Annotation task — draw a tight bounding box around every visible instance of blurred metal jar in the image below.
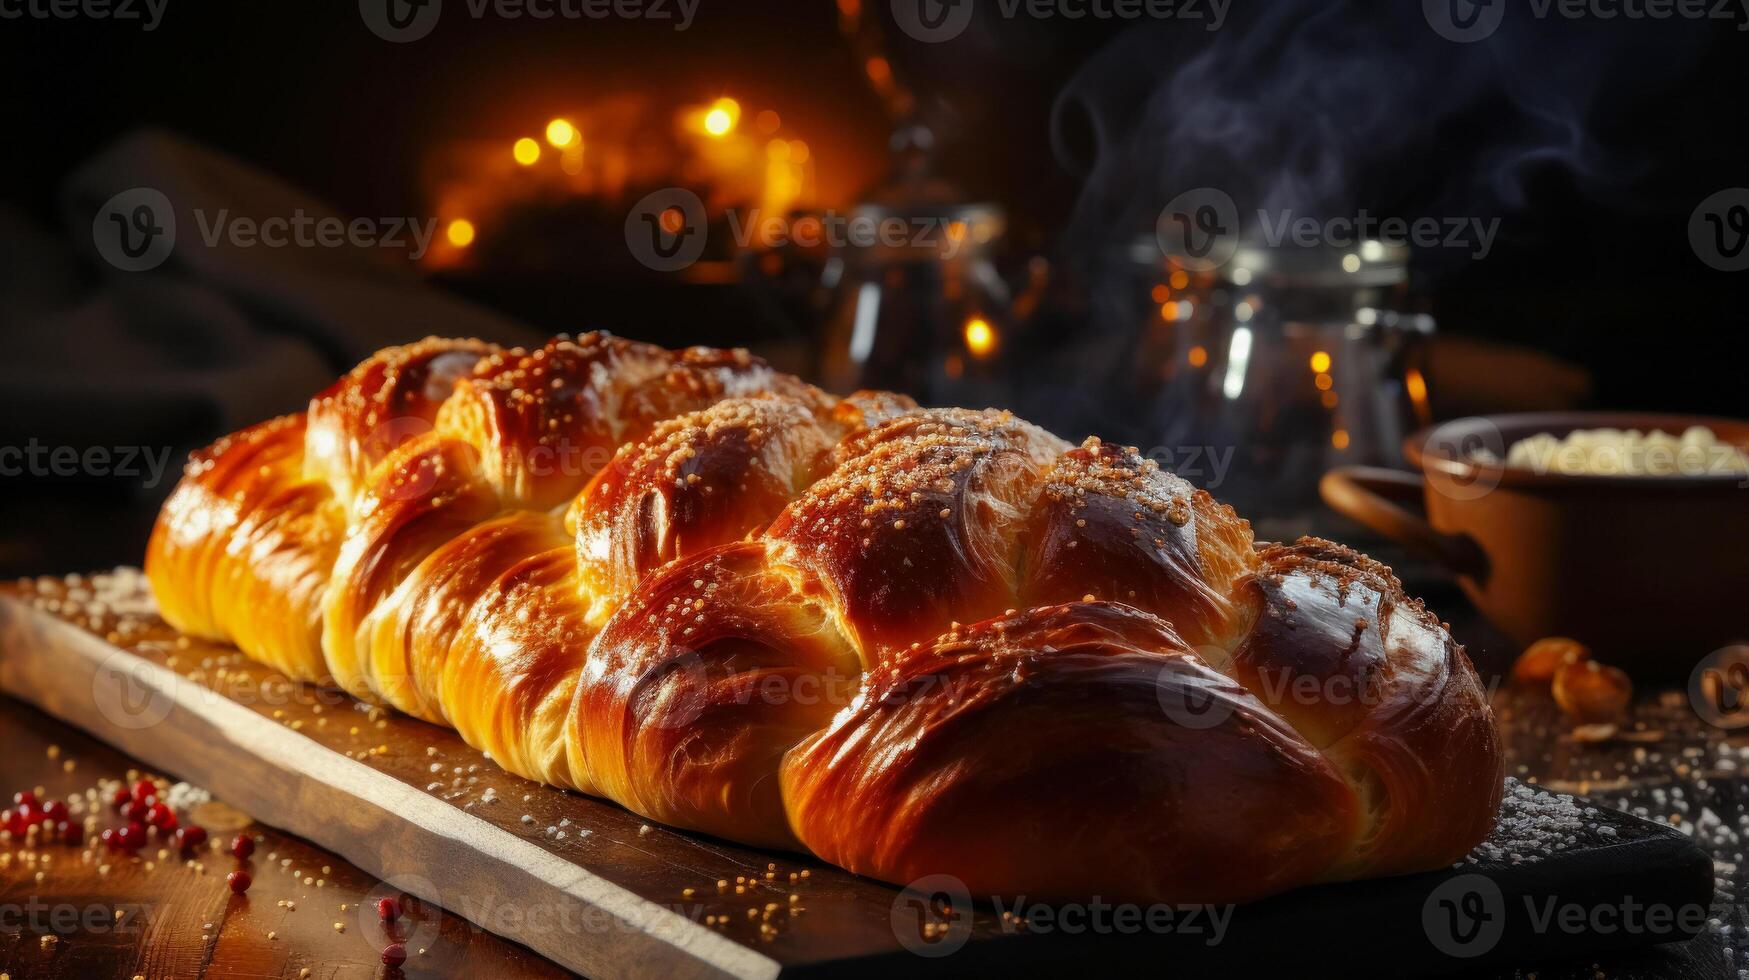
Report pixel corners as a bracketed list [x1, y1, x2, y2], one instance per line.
[1141, 238, 1435, 525]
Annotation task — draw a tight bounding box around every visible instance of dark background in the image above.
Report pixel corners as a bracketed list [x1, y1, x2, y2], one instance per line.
[1, 0, 1746, 576]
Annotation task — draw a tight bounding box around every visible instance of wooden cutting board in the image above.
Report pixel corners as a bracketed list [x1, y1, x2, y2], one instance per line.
[0, 572, 1714, 979]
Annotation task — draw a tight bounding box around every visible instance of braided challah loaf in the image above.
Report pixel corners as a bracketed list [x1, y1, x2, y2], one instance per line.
[147, 333, 1502, 904]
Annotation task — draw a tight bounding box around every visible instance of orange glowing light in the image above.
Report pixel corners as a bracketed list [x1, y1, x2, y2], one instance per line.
[789, 140, 809, 164]
[1332, 429, 1351, 450]
[1169, 269, 1190, 290]
[1161, 301, 1180, 320]
[866, 56, 892, 84]
[658, 208, 686, 235]
[1309, 350, 1332, 373]
[1187, 345, 1209, 368]
[767, 139, 791, 161]
[1314, 372, 1334, 391]
[756, 109, 782, 135]
[964, 317, 997, 358]
[446, 219, 476, 248]
[513, 138, 541, 166]
[1151, 284, 1170, 303]
[704, 98, 740, 137]
[1320, 390, 1339, 409]
[545, 119, 578, 148]
[1405, 367, 1429, 405]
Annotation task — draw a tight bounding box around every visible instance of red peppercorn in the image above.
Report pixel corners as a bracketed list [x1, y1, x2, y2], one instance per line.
[227, 870, 251, 895]
[12, 790, 36, 808]
[377, 896, 401, 922]
[381, 942, 407, 967]
[116, 822, 147, 851]
[42, 799, 67, 823]
[131, 779, 157, 802]
[60, 821, 82, 845]
[111, 786, 131, 809]
[16, 802, 41, 828]
[147, 803, 176, 830]
[120, 799, 147, 824]
[174, 825, 207, 851]
[231, 835, 255, 859]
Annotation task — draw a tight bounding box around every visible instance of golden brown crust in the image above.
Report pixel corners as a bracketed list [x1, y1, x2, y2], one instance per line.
[572, 396, 841, 622]
[145, 414, 344, 682]
[1021, 438, 1256, 650]
[306, 338, 496, 509]
[767, 409, 1067, 656]
[147, 333, 1503, 906]
[779, 603, 1358, 904]
[1229, 538, 1505, 877]
[572, 543, 860, 847]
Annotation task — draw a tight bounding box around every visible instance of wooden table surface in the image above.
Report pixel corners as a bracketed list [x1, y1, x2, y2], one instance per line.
[1, 566, 1744, 979]
[0, 694, 571, 980]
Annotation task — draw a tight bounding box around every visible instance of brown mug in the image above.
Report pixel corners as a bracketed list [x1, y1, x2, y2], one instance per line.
[1321, 412, 1749, 677]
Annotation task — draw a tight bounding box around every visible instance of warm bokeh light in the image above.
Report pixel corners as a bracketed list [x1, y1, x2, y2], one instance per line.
[1151, 284, 1170, 303]
[767, 139, 791, 161]
[755, 109, 781, 134]
[1161, 301, 1179, 320]
[446, 219, 476, 248]
[1169, 269, 1190, 290]
[1309, 350, 1332, 373]
[1314, 372, 1334, 391]
[789, 140, 809, 164]
[513, 137, 541, 166]
[658, 207, 686, 235]
[1332, 429, 1351, 450]
[703, 98, 740, 137]
[1187, 345, 1209, 368]
[964, 317, 996, 358]
[545, 118, 578, 148]
[1405, 366, 1429, 404]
